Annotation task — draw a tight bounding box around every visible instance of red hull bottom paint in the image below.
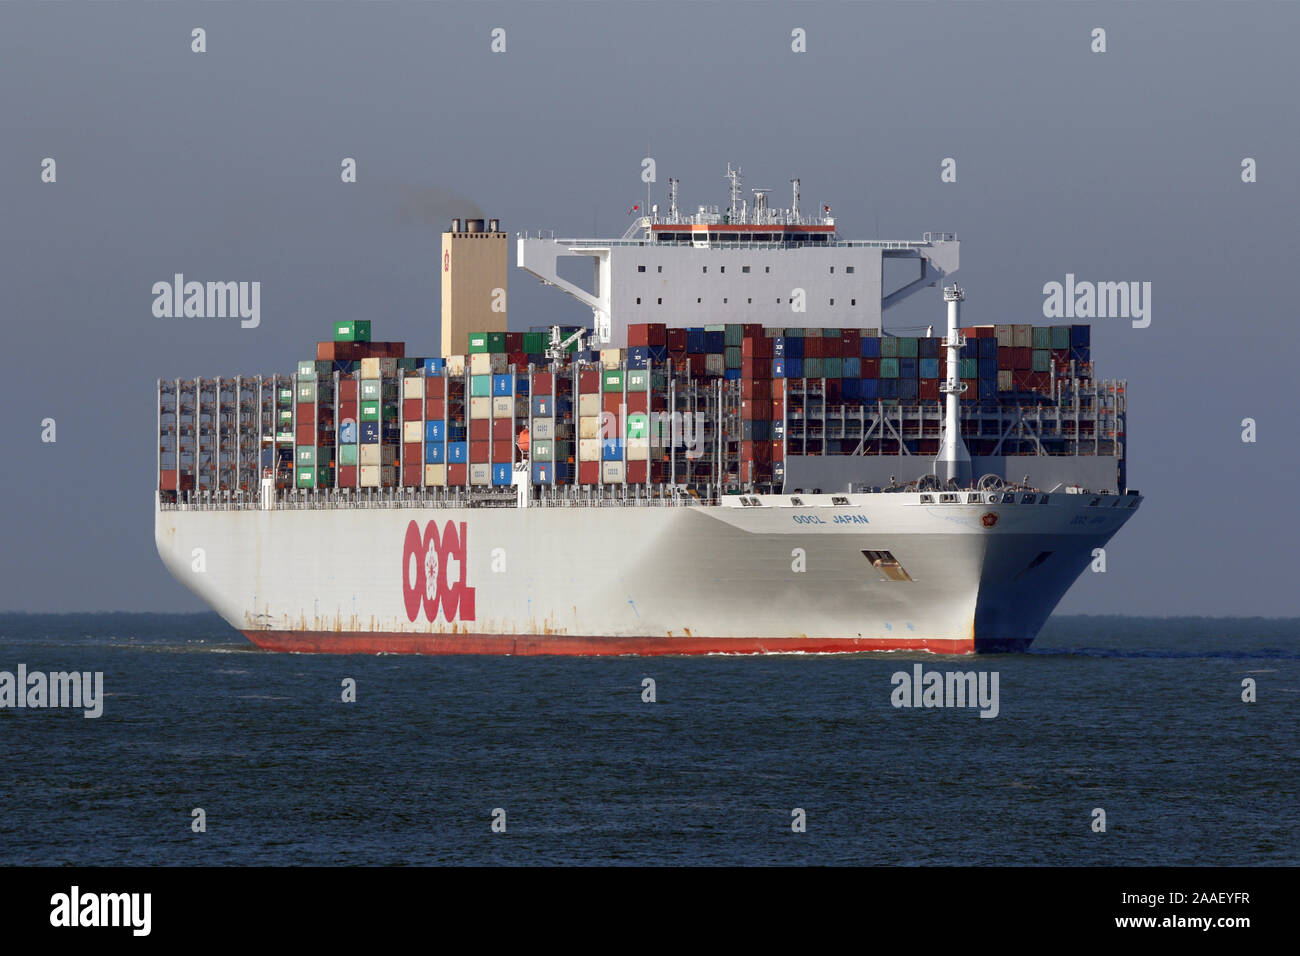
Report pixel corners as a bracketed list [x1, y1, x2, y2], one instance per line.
[242, 630, 975, 656]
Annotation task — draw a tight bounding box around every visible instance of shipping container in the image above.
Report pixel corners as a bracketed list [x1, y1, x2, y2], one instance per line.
[425, 463, 446, 486]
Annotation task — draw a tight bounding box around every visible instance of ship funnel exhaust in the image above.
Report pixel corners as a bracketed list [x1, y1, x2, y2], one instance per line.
[935, 284, 972, 486]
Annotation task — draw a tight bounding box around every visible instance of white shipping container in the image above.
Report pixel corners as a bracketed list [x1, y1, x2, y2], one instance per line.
[403, 376, 425, 400]
[994, 325, 1014, 348]
[578, 393, 601, 417]
[532, 417, 555, 440]
[491, 396, 514, 418]
[445, 354, 467, 376]
[600, 348, 624, 369]
[359, 444, 397, 466]
[998, 370, 1013, 392]
[578, 438, 601, 461]
[424, 464, 446, 486]
[359, 464, 394, 487]
[469, 353, 492, 375]
[705, 354, 725, 376]
[469, 463, 491, 486]
[579, 415, 601, 439]
[1012, 325, 1033, 348]
[360, 357, 398, 378]
[602, 461, 625, 483]
[470, 396, 492, 419]
[625, 438, 649, 461]
[402, 421, 423, 443]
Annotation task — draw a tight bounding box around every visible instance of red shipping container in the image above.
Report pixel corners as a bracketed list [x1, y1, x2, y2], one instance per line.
[603, 392, 624, 415]
[403, 442, 421, 463]
[492, 440, 512, 463]
[920, 380, 941, 401]
[628, 324, 650, 347]
[742, 358, 773, 379]
[771, 379, 786, 398]
[401, 463, 422, 487]
[626, 460, 647, 484]
[403, 398, 423, 421]
[340, 379, 358, 402]
[470, 441, 490, 462]
[803, 336, 824, 359]
[424, 377, 445, 399]
[579, 370, 600, 392]
[1012, 347, 1032, 370]
[338, 465, 357, 486]
[742, 336, 774, 358]
[772, 399, 785, 418]
[770, 441, 784, 462]
[825, 379, 842, 403]
[505, 331, 523, 351]
[425, 398, 444, 420]
[741, 441, 772, 463]
[338, 401, 357, 422]
[470, 419, 489, 441]
[1050, 349, 1070, 368]
[533, 372, 553, 395]
[976, 327, 996, 339]
[742, 323, 764, 338]
[741, 399, 772, 420]
[579, 461, 599, 485]
[1029, 371, 1051, 390]
[492, 419, 513, 439]
[998, 347, 1014, 369]
[296, 423, 315, 445]
[296, 402, 315, 425]
[447, 463, 467, 485]
[160, 469, 178, 490]
[625, 391, 648, 414]
[861, 358, 880, 378]
[742, 378, 772, 401]
[666, 328, 688, 350]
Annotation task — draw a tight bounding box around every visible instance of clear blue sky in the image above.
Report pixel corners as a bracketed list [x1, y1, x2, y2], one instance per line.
[1, 1, 1296, 615]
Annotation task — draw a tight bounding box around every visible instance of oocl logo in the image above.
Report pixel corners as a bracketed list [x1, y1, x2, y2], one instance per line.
[402, 520, 476, 623]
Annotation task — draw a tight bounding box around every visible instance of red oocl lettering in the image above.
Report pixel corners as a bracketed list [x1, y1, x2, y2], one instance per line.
[401, 520, 475, 623]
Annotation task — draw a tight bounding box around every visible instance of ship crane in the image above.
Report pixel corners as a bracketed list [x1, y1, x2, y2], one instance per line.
[545, 325, 587, 360]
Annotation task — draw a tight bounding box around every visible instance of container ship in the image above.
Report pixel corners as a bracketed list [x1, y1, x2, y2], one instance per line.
[155, 166, 1140, 654]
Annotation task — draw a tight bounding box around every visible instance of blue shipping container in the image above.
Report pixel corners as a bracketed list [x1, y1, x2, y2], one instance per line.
[424, 442, 444, 464]
[920, 358, 940, 379]
[686, 331, 706, 353]
[860, 337, 880, 358]
[338, 420, 357, 444]
[425, 420, 444, 442]
[531, 396, 552, 417]
[785, 357, 803, 378]
[843, 357, 861, 378]
[773, 337, 786, 357]
[899, 357, 918, 378]
[491, 463, 512, 486]
[448, 442, 468, 464]
[784, 336, 805, 359]
[899, 377, 919, 401]
[647, 346, 667, 363]
[962, 340, 978, 360]
[879, 378, 899, 400]
[842, 378, 861, 400]
[773, 359, 786, 378]
[978, 338, 998, 358]
[602, 438, 623, 461]
[861, 377, 879, 401]
[1070, 324, 1090, 347]
[360, 422, 380, 443]
[918, 337, 940, 359]
[531, 461, 553, 484]
[724, 368, 742, 381]
[979, 358, 998, 379]
[704, 331, 725, 352]
[492, 374, 514, 397]
[423, 358, 445, 376]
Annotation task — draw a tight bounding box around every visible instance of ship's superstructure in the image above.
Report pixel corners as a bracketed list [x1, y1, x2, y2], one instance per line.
[155, 166, 1139, 655]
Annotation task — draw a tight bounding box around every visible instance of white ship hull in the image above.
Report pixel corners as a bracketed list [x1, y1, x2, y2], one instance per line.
[155, 490, 1139, 654]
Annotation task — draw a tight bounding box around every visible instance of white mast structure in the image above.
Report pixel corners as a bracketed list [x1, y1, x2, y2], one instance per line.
[935, 283, 972, 486]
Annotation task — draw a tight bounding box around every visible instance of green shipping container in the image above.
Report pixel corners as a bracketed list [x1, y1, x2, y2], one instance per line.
[1051, 326, 1071, 349]
[959, 357, 978, 379]
[334, 320, 371, 342]
[360, 401, 381, 422]
[804, 357, 823, 378]
[823, 357, 842, 379]
[278, 409, 293, 424]
[296, 381, 317, 403]
[360, 379, 381, 401]
[881, 358, 900, 378]
[278, 387, 294, 404]
[297, 361, 317, 379]
[276, 431, 294, 443]
[338, 444, 358, 466]
[468, 332, 489, 354]
[532, 440, 553, 462]
[523, 332, 545, 353]
[881, 337, 899, 358]
[296, 467, 316, 488]
[783, 327, 805, 338]
[486, 332, 507, 353]
[898, 337, 919, 358]
[1032, 349, 1051, 372]
[602, 370, 624, 393]
[315, 360, 333, 376]
[397, 358, 420, 372]
[626, 369, 649, 392]
[1032, 326, 1052, 349]
[626, 413, 649, 439]
[470, 375, 492, 397]
[724, 324, 743, 346]
[724, 346, 742, 369]
[296, 445, 316, 466]
[704, 324, 725, 333]
[822, 328, 841, 337]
